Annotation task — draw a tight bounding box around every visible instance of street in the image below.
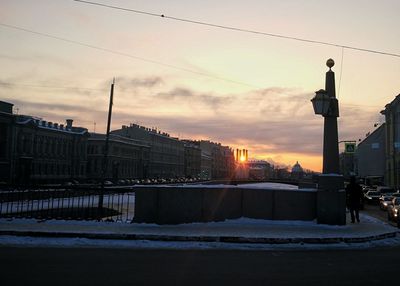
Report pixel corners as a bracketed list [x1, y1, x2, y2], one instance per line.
[1, 246, 400, 286]
[363, 202, 398, 227]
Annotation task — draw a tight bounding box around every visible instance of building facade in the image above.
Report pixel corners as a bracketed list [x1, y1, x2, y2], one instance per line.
[87, 133, 150, 181]
[381, 95, 400, 187]
[111, 124, 185, 179]
[355, 123, 386, 183]
[0, 101, 15, 184]
[199, 140, 235, 179]
[182, 141, 201, 178]
[247, 160, 273, 180]
[0, 101, 89, 184]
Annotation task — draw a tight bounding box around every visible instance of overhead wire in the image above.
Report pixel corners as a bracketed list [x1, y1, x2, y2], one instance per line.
[337, 47, 344, 99]
[74, 0, 400, 59]
[0, 81, 106, 91]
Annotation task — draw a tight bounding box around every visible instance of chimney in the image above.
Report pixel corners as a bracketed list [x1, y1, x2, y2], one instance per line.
[66, 119, 73, 129]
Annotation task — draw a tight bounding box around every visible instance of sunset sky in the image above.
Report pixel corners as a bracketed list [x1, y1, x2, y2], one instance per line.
[1, 0, 399, 171]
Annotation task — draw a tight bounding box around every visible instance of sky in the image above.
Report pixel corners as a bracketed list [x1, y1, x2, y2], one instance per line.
[0, 0, 399, 172]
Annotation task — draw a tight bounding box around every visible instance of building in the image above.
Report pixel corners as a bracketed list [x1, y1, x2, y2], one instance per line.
[381, 95, 400, 187]
[0, 101, 89, 184]
[0, 101, 15, 184]
[111, 124, 184, 179]
[198, 140, 235, 179]
[182, 140, 201, 178]
[355, 124, 386, 184]
[291, 161, 304, 180]
[87, 133, 150, 181]
[247, 160, 273, 180]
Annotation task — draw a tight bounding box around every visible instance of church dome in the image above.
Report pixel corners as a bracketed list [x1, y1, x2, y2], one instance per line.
[291, 161, 303, 173]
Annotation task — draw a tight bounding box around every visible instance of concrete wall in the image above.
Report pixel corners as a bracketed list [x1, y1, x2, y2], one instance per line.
[134, 187, 317, 224]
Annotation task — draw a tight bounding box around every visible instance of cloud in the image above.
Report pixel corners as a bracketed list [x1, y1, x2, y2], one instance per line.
[3, 82, 384, 171]
[156, 87, 233, 109]
[115, 76, 164, 90]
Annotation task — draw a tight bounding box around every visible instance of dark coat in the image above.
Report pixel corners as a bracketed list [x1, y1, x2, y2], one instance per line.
[346, 182, 363, 209]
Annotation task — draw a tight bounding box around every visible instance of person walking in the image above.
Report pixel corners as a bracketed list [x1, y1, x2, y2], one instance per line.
[346, 176, 363, 223]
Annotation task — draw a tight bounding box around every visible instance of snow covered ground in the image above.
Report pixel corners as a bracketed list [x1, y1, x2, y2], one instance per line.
[0, 213, 399, 251]
[1, 234, 399, 251]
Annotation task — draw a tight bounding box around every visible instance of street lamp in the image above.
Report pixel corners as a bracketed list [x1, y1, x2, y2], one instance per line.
[312, 59, 345, 225]
[311, 58, 340, 174]
[311, 89, 330, 115]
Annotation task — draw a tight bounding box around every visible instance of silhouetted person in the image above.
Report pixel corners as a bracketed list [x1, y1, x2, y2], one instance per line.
[346, 176, 362, 223]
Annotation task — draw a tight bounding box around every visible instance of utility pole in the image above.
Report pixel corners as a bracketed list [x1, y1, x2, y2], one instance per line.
[98, 78, 115, 219]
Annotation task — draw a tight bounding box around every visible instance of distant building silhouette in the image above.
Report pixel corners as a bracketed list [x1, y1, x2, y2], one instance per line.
[291, 161, 304, 180]
[181, 140, 202, 178]
[111, 124, 185, 179]
[87, 133, 150, 181]
[0, 100, 241, 184]
[247, 160, 273, 180]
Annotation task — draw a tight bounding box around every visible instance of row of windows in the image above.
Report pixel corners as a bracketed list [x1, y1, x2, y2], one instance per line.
[30, 162, 86, 177]
[88, 144, 150, 159]
[87, 158, 145, 177]
[18, 133, 87, 159]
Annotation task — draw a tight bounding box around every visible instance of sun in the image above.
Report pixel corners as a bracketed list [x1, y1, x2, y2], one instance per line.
[240, 156, 246, 162]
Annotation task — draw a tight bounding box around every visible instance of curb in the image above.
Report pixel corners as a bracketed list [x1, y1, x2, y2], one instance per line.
[0, 230, 398, 245]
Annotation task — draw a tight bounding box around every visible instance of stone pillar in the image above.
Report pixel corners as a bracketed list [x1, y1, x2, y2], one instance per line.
[317, 174, 346, 225]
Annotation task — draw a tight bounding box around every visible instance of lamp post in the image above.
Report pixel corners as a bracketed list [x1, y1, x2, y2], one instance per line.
[311, 58, 340, 174]
[311, 59, 346, 225]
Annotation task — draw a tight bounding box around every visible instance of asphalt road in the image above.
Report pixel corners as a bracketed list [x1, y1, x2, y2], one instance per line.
[1, 246, 400, 286]
[363, 202, 399, 227]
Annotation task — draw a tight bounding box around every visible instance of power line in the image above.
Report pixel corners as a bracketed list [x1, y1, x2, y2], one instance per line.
[74, 0, 400, 59]
[0, 81, 106, 91]
[0, 22, 259, 89]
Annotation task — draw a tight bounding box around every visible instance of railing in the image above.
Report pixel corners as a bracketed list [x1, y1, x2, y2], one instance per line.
[0, 188, 135, 223]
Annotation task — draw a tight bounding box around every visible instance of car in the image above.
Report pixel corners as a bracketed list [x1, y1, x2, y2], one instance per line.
[387, 197, 400, 221]
[103, 180, 113, 186]
[364, 190, 381, 204]
[377, 186, 395, 194]
[379, 195, 394, 210]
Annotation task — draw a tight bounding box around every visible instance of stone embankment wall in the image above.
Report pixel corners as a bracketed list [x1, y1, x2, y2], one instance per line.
[134, 187, 316, 224]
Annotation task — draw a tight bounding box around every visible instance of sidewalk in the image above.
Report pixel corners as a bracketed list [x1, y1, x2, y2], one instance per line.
[0, 213, 398, 245]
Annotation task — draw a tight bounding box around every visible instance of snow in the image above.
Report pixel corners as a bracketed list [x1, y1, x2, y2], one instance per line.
[0, 193, 135, 221]
[1, 181, 398, 250]
[0, 213, 399, 250]
[135, 182, 302, 191]
[0, 234, 399, 251]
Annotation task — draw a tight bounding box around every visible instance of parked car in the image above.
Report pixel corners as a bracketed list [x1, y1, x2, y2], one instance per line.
[377, 186, 395, 194]
[387, 197, 400, 221]
[103, 180, 113, 186]
[380, 195, 394, 210]
[364, 191, 381, 204]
